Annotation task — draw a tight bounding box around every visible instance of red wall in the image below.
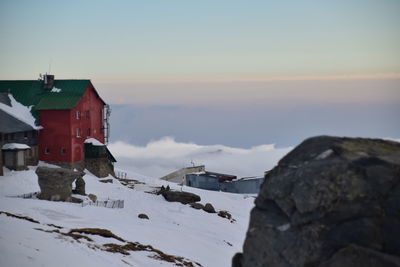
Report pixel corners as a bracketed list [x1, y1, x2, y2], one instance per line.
[38, 85, 105, 163]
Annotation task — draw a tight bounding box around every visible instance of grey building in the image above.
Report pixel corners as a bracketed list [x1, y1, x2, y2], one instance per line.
[185, 171, 264, 194]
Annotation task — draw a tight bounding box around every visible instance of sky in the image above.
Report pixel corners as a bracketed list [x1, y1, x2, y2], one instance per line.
[1, 0, 399, 148]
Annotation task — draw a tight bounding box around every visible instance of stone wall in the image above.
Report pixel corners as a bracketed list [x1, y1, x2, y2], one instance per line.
[85, 157, 115, 178]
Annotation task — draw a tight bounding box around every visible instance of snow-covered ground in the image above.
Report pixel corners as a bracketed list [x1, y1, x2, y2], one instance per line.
[0, 165, 256, 267]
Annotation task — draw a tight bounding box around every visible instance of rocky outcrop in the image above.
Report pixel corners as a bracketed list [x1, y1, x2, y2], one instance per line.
[36, 167, 85, 201]
[234, 136, 400, 267]
[158, 186, 201, 204]
[203, 203, 216, 213]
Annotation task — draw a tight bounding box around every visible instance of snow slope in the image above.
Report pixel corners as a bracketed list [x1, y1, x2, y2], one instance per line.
[0, 166, 255, 267]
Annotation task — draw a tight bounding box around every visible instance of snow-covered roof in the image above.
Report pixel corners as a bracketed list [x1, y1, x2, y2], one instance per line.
[2, 143, 30, 150]
[0, 94, 41, 130]
[84, 138, 105, 146]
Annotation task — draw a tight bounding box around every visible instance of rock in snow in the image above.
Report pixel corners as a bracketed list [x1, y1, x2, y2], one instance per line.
[234, 136, 400, 267]
[36, 166, 85, 201]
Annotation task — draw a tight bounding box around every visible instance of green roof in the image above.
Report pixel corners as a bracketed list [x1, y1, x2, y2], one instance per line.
[0, 79, 98, 119]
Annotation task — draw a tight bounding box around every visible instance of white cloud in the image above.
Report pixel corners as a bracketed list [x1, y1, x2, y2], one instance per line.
[108, 137, 292, 179]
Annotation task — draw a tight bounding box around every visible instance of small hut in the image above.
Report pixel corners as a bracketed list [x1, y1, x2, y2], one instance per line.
[2, 143, 31, 171]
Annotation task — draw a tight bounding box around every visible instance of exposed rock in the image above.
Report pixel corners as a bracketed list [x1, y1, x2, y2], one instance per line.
[70, 196, 83, 203]
[73, 177, 86, 195]
[235, 136, 400, 267]
[99, 179, 113, 183]
[218, 210, 232, 220]
[138, 213, 149, 220]
[88, 193, 97, 202]
[190, 203, 205, 210]
[319, 245, 400, 267]
[158, 186, 201, 204]
[36, 167, 85, 201]
[203, 203, 216, 213]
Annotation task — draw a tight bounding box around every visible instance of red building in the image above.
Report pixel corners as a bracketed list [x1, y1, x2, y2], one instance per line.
[0, 75, 115, 176]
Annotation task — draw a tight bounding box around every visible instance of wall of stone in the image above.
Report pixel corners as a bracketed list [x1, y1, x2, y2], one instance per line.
[85, 157, 115, 178]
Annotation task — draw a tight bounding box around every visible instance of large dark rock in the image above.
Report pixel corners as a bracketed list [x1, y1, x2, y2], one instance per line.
[36, 166, 85, 201]
[235, 136, 400, 267]
[158, 186, 201, 204]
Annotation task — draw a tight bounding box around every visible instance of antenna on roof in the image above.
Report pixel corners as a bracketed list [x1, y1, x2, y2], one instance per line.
[48, 58, 52, 74]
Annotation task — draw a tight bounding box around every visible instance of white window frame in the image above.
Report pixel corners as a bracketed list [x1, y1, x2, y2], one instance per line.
[76, 128, 81, 138]
[76, 110, 81, 119]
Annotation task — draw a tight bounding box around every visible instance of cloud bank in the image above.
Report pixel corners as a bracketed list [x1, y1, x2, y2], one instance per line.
[108, 137, 292, 179]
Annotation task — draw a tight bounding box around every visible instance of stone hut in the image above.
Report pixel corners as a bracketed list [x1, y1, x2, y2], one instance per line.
[2, 143, 31, 171]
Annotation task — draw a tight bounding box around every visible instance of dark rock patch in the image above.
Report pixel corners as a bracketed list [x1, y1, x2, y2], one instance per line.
[99, 179, 113, 184]
[189, 203, 205, 210]
[158, 186, 201, 204]
[203, 203, 216, 213]
[138, 213, 149, 220]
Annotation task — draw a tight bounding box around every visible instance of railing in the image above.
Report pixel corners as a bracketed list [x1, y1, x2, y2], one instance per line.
[9, 192, 39, 198]
[115, 171, 127, 179]
[8, 192, 124, 209]
[82, 199, 124, 209]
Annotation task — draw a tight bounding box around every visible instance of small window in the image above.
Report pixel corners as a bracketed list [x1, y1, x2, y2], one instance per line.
[76, 128, 81, 137]
[45, 147, 50, 154]
[61, 148, 66, 154]
[24, 131, 28, 138]
[87, 128, 91, 137]
[76, 110, 81, 119]
[86, 110, 90, 119]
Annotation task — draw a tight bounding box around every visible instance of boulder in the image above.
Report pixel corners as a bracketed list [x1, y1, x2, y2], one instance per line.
[218, 210, 232, 220]
[189, 203, 205, 210]
[203, 203, 216, 213]
[235, 136, 400, 267]
[138, 213, 149, 220]
[36, 167, 85, 202]
[158, 186, 201, 204]
[88, 193, 97, 202]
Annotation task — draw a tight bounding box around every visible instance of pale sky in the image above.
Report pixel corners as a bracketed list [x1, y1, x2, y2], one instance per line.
[1, 0, 399, 146]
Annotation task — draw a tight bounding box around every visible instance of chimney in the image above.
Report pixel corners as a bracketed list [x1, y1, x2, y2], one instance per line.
[43, 74, 55, 89]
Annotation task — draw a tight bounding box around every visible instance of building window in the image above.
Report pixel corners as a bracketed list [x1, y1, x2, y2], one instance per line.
[86, 110, 90, 119]
[45, 147, 50, 154]
[76, 110, 81, 119]
[76, 128, 81, 137]
[87, 128, 91, 137]
[61, 148, 66, 154]
[24, 131, 28, 139]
